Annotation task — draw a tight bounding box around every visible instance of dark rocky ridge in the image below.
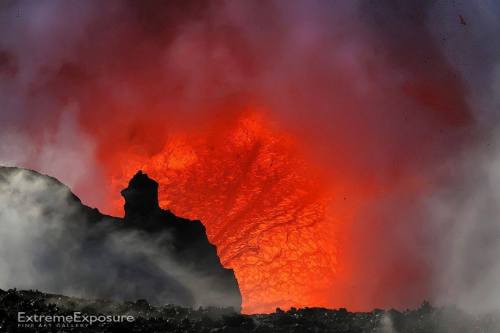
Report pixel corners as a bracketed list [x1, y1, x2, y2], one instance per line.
[0, 166, 241, 311]
[1, 289, 499, 333]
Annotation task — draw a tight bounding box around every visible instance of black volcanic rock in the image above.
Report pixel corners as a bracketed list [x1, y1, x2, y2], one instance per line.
[120, 170, 242, 308]
[1, 289, 498, 333]
[0, 166, 241, 311]
[121, 171, 160, 220]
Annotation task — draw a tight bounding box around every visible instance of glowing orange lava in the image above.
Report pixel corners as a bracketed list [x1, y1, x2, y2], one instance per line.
[100, 108, 353, 313]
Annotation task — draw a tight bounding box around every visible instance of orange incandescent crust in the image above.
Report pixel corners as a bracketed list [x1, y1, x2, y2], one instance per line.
[100, 110, 345, 313]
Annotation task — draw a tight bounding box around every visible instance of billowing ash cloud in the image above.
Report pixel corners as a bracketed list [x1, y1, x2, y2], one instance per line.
[1, 0, 500, 313]
[0, 0, 472, 177]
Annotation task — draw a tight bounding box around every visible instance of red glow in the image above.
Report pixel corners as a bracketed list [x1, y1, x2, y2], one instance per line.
[2, 0, 476, 315]
[96, 108, 353, 313]
[77, 102, 438, 313]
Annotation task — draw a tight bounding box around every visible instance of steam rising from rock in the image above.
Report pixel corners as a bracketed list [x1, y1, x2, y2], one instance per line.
[0, 167, 241, 310]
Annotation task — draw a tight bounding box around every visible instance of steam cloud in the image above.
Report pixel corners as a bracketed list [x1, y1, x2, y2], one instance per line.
[1, 0, 500, 313]
[0, 168, 239, 308]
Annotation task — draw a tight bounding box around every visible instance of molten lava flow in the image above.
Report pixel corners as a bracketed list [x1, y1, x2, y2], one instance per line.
[101, 109, 348, 313]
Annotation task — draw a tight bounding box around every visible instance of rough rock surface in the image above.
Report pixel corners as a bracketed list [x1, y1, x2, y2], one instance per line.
[119, 171, 242, 309]
[0, 166, 241, 311]
[1, 289, 499, 333]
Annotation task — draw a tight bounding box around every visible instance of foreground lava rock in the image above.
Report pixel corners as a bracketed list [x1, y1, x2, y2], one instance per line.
[0, 167, 241, 311]
[1, 289, 499, 333]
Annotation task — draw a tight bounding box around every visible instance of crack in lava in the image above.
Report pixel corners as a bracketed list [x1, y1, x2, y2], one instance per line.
[106, 111, 340, 313]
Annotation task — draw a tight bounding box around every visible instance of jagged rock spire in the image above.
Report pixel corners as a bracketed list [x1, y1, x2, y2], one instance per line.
[121, 170, 160, 219]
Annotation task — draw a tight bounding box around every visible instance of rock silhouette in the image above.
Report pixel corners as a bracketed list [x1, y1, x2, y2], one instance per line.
[120, 170, 242, 309]
[0, 166, 241, 311]
[122, 170, 161, 221]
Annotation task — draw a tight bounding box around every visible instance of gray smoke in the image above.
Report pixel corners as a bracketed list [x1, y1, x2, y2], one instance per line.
[0, 168, 239, 309]
[425, 134, 500, 315]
